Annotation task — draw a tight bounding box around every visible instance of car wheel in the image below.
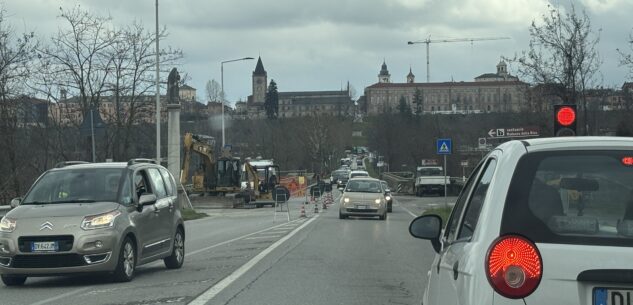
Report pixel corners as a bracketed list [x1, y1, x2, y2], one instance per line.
[379, 213, 387, 220]
[339, 212, 347, 219]
[1, 275, 26, 286]
[164, 228, 185, 269]
[112, 237, 136, 282]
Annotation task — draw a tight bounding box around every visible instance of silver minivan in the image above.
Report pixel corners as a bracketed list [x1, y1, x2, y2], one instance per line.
[0, 159, 185, 286]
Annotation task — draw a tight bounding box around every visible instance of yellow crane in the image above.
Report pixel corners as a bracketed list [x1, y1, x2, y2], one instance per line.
[407, 36, 511, 82]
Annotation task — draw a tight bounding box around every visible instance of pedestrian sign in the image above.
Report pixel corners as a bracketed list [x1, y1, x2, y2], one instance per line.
[437, 138, 452, 155]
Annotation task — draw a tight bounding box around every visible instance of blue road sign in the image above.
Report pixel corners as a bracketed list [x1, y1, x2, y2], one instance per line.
[437, 138, 452, 155]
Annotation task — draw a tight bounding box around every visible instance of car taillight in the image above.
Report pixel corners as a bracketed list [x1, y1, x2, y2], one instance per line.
[486, 235, 542, 299]
[623, 157, 633, 166]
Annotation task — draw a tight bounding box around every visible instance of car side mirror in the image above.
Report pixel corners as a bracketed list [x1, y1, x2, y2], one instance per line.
[10, 197, 22, 209]
[409, 215, 443, 253]
[139, 194, 157, 207]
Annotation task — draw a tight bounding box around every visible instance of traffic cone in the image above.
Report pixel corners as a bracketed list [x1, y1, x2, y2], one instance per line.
[314, 200, 319, 214]
[300, 205, 307, 218]
[322, 199, 328, 210]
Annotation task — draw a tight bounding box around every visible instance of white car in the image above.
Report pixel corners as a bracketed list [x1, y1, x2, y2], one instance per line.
[349, 170, 369, 179]
[409, 137, 633, 305]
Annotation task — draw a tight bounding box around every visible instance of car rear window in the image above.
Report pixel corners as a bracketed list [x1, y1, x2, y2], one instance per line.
[501, 151, 633, 247]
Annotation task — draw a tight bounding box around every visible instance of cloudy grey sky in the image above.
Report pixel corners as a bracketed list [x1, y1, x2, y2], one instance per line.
[3, 0, 633, 104]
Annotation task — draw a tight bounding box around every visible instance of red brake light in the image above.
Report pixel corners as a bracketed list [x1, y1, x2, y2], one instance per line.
[556, 106, 576, 126]
[486, 235, 542, 299]
[623, 157, 633, 166]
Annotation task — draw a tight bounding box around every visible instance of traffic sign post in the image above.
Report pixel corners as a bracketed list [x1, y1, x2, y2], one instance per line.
[436, 139, 452, 209]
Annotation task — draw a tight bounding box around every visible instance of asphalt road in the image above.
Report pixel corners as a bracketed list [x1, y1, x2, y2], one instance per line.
[0, 192, 456, 305]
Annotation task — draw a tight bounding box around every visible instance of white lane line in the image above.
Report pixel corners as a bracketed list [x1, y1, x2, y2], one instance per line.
[188, 215, 319, 305]
[187, 219, 302, 257]
[244, 235, 281, 240]
[266, 230, 289, 234]
[30, 219, 304, 305]
[399, 204, 418, 217]
[30, 287, 93, 305]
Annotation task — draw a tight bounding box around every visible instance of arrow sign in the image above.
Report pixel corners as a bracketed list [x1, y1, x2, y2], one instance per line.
[488, 129, 495, 137]
[436, 138, 452, 155]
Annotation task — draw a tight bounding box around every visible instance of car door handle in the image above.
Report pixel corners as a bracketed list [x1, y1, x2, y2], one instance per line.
[452, 261, 459, 280]
[168, 201, 174, 212]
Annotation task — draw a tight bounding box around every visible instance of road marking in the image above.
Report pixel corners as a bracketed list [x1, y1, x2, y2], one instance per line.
[244, 235, 281, 240]
[399, 204, 418, 217]
[188, 218, 303, 257]
[28, 218, 306, 305]
[188, 215, 319, 305]
[30, 287, 93, 305]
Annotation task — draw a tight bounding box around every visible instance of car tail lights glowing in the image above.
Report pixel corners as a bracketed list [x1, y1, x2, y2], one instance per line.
[623, 157, 633, 166]
[486, 235, 542, 299]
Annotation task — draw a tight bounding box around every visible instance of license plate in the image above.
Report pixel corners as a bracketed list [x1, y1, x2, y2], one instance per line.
[594, 288, 633, 305]
[31, 241, 58, 252]
[356, 205, 367, 209]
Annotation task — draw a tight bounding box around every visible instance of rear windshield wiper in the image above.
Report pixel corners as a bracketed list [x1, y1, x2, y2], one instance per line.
[50, 199, 97, 204]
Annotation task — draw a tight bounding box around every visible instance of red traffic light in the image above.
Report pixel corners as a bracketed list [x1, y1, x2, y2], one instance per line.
[556, 106, 576, 126]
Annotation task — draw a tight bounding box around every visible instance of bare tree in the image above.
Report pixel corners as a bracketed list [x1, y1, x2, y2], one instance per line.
[618, 30, 633, 80]
[0, 6, 38, 201]
[513, 3, 601, 135]
[205, 79, 222, 103]
[103, 21, 182, 160]
[37, 7, 117, 115]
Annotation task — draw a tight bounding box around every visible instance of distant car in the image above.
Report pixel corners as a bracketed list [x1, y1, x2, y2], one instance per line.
[339, 178, 388, 220]
[0, 159, 185, 286]
[348, 170, 369, 179]
[330, 170, 348, 185]
[380, 180, 393, 212]
[409, 137, 633, 305]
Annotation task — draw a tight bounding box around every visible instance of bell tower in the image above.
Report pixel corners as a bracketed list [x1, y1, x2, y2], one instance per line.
[378, 60, 391, 83]
[252, 57, 267, 104]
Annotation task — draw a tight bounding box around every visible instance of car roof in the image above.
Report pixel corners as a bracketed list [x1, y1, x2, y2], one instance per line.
[49, 161, 163, 172]
[350, 170, 368, 174]
[348, 177, 379, 182]
[498, 136, 633, 153]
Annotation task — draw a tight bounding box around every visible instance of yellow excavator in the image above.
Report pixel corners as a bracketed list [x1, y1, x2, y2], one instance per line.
[180, 133, 288, 207]
[242, 159, 285, 207]
[180, 133, 241, 195]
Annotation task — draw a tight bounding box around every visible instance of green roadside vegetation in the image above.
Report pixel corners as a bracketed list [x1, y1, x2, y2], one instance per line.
[181, 208, 208, 221]
[422, 206, 453, 225]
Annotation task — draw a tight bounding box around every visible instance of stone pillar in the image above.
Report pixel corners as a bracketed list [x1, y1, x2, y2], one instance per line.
[167, 103, 181, 183]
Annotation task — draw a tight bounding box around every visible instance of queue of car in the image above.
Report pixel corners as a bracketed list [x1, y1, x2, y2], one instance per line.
[409, 137, 633, 305]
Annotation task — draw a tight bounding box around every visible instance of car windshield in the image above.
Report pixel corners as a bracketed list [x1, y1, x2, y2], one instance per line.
[417, 168, 442, 176]
[502, 151, 633, 247]
[345, 180, 382, 193]
[22, 168, 125, 204]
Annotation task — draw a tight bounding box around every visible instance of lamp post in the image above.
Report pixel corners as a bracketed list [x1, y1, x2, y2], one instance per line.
[155, 0, 161, 163]
[220, 57, 254, 147]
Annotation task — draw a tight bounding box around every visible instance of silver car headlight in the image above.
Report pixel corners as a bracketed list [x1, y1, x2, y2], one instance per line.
[343, 197, 350, 204]
[0, 217, 16, 233]
[81, 210, 121, 230]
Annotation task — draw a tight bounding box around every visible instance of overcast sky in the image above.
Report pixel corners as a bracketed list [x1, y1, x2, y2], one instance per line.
[3, 0, 633, 104]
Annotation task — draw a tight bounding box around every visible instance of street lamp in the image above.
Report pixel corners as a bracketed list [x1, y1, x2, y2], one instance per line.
[220, 57, 254, 147]
[155, 0, 161, 163]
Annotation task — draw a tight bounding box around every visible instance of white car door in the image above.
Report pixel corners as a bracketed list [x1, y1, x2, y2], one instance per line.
[434, 156, 498, 304]
[426, 161, 483, 304]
